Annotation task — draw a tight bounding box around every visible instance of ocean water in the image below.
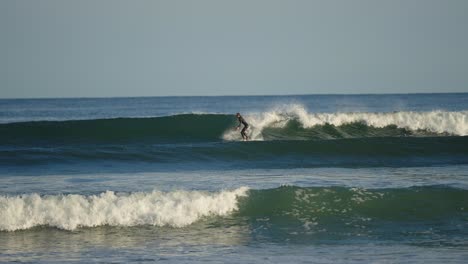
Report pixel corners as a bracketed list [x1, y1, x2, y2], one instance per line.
[0, 94, 467, 263]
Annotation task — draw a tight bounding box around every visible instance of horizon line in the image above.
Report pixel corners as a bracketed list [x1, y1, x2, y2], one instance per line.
[1, 91, 467, 100]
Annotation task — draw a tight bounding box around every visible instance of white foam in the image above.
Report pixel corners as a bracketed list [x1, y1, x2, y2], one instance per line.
[222, 104, 468, 140]
[0, 187, 249, 231]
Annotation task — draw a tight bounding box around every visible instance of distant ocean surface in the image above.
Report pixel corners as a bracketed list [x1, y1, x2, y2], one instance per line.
[1, 94, 467, 263]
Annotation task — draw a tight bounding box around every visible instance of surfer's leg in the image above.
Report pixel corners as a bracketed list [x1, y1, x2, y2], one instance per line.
[241, 126, 248, 140]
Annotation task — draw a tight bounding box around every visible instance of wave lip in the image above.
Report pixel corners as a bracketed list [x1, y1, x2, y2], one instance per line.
[0, 187, 249, 231]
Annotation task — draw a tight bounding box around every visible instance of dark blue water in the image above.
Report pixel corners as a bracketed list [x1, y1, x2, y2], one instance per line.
[1, 94, 467, 263]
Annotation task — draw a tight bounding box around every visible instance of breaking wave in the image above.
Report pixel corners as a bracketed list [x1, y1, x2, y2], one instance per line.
[1, 105, 467, 145]
[1, 186, 466, 232]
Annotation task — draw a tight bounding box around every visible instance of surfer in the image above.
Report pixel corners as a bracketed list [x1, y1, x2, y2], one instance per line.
[236, 113, 249, 141]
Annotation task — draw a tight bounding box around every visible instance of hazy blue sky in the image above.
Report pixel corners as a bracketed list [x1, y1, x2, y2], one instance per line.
[1, 0, 467, 98]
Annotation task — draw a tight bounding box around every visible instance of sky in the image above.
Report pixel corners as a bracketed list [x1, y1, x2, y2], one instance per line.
[1, 0, 468, 98]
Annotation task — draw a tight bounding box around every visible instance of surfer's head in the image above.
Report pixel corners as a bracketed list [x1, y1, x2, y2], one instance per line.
[236, 113, 240, 117]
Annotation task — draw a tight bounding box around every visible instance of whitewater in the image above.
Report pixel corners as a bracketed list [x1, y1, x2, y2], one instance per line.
[0, 188, 249, 231]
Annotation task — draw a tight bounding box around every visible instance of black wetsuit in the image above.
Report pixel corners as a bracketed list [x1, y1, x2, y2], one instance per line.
[238, 115, 249, 139]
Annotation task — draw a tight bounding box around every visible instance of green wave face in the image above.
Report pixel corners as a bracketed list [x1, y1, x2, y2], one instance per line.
[0, 114, 236, 144]
[238, 186, 468, 221]
[232, 186, 468, 243]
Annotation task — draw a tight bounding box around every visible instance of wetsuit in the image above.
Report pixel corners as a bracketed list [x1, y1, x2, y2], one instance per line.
[237, 115, 249, 140]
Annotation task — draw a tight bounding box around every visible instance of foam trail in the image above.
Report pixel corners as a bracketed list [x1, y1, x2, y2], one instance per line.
[0, 187, 249, 231]
[222, 105, 468, 140]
